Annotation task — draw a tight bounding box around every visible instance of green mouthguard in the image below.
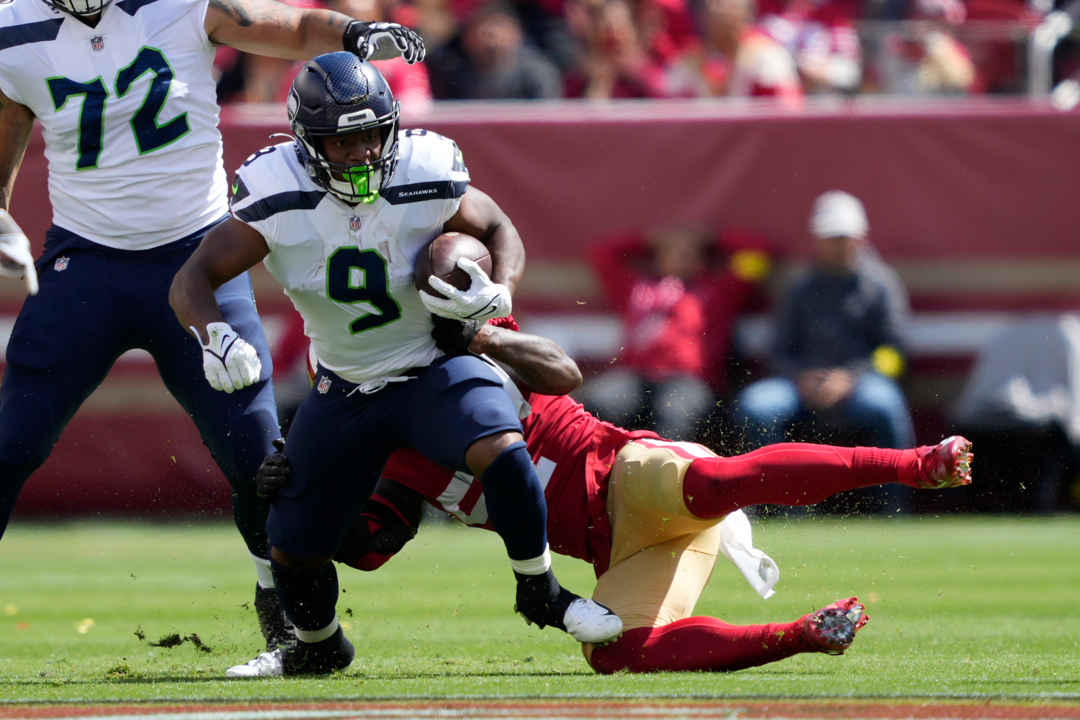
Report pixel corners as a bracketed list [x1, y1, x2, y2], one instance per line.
[344, 166, 379, 204]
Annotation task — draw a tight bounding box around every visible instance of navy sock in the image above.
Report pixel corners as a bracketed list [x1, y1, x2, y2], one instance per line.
[479, 440, 548, 561]
[270, 556, 339, 634]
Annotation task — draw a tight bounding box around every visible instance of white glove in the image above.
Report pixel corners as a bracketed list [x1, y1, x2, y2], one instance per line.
[0, 210, 39, 296]
[345, 21, 426, 64]
[419, 257, 512, 322]
[191, 322, 261, 394]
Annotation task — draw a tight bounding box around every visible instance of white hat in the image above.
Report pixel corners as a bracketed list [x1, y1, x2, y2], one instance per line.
[809, 191, 868, 239]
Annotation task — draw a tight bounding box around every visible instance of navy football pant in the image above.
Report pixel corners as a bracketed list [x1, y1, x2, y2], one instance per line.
[0, 223, 280, 557]
[269, 354, 525, 560]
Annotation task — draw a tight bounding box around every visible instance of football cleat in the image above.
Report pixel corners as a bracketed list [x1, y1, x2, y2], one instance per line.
[802, 597, 869, 655]
[253, 584, 295, 652]
[515, 573, 623, 645]
[562, 598, 624, 645]
[226, 626, 354, 678]
[914, 436, 973, 489]
[226, 649, 284, 678]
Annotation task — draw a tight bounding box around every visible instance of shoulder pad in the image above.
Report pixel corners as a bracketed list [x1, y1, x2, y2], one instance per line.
[0, 0, 61, 37]
[383, 130, 470, 205]
[231, 143, 324, 224]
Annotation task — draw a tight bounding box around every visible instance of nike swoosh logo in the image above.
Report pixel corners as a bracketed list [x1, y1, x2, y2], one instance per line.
[466, 303, 499, 320]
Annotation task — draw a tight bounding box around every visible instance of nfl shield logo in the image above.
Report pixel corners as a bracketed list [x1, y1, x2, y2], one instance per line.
[317, 375, 331, 394]
[54, 257, 69, 271]
[349, 215, 362, 232]
[90, 36, 104, 51]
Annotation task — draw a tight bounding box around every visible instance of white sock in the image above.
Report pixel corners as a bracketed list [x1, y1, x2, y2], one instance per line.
[251, 554, 274, 590]
[510, 546, 551, 575]
[294, 617, 339, 644]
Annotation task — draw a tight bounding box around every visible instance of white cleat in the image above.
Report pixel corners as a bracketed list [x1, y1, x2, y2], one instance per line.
[563, 598, 623, 644]
[226, 649, 285, 678]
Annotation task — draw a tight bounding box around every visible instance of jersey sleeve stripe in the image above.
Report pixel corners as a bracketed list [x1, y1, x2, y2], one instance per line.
[381, 180, 469, 206]
[116, 0, 166, 16]
[233, 190, 325, 223]
[0, 18, 64, 52]
[231, 176, 251, 204]
[451, 142, 467, 173]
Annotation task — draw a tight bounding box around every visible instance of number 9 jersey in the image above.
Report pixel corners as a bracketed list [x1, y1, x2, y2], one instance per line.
[231, 131, 470, 385]
[0, 0, 227, 249]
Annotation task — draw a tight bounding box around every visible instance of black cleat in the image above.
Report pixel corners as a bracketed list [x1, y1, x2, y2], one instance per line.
[514, 569, 622, 644]
[227, 626, 354, 677]
[254, 584, 295, 652]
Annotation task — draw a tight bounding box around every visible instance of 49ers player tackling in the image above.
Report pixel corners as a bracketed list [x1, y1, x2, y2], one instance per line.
[262, 317, 973, 673]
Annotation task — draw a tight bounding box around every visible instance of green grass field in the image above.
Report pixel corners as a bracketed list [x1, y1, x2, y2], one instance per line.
[1, 515, 1078, 704]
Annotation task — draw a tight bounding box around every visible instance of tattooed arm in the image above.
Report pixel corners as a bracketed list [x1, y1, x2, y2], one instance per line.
[0, 88, 34, 213]
[205, 0, 425, 63]
[204, 0, 353, 60]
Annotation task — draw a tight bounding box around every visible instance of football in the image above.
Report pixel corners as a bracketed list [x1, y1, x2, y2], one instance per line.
[414, 232, 492, 298]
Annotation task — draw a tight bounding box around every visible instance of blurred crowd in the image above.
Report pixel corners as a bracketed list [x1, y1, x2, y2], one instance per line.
[214, 0, 1046, 104]
[575, 190, 1080, 514]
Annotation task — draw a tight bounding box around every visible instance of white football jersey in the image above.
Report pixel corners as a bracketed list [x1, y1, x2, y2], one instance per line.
[0, 0, 227, 249]
[231, 131, 470, 385]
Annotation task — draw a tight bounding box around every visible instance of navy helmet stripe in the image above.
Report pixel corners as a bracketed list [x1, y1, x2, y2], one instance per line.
[115, 0, 164, 16]
[0, 18, 64, 52]
[233, 190, 325, 222]
[381, 180, 468, 206]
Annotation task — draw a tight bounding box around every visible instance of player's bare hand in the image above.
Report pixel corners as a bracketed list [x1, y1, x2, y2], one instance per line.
[256, 438, 289, 499]
[192, 322, 262, 393]
[0, 210, 39, 296]
[344, 21, 426, 64]
[799, 368, 854, 411]
[420, 258, 512, 322]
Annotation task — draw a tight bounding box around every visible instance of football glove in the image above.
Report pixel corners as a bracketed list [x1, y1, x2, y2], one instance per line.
[192, 322, 261, 393]
[431, 315, 482, 356]
[343, 20, 426, 64]
[420, 258, 512, 322]
[256, 439, 289, 499]
[0, 210, 39, 296]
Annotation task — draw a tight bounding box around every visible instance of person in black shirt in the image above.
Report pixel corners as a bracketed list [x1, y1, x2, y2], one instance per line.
[428, 2, 563, 100]
[734, 191, 915, 456]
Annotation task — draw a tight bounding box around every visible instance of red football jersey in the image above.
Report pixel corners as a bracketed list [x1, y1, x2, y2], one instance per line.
[380, 392, 657, 577]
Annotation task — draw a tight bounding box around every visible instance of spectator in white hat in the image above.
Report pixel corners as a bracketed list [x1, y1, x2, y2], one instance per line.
[733, 191, 916, 512]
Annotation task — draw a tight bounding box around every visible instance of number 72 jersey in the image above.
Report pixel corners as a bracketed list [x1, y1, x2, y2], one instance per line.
[0, 0, 227, 249]
[231, 132, 471, 385]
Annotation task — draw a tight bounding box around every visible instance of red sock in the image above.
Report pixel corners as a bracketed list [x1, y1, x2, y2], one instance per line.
[589, 616, 811, 674]
[683, 443, 923, 518]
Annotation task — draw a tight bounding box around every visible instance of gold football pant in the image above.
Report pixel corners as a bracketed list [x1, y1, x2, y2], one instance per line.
[584, 439, 724, 661]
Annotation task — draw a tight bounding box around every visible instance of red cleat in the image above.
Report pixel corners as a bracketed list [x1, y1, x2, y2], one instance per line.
[802, 597, 868, 655]
[914, 436, 973, 489]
